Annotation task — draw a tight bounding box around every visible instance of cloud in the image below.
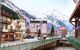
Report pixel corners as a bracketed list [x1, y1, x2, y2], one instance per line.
[11, 0, 75, 19]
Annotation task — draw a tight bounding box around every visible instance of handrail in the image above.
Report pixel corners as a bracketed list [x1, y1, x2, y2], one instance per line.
[0, 37, 56, 50]
[67, 36, 80, 50]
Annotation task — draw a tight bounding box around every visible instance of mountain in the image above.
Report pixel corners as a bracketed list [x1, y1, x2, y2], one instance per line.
[47, 22, 59, 33]
[45, 15, 74, 32]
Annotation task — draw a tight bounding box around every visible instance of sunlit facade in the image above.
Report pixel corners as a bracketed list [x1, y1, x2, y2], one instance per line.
[29, 19, 47, 37]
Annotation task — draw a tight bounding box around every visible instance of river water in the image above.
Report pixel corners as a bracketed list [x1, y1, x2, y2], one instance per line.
[49, 46, 76, 50]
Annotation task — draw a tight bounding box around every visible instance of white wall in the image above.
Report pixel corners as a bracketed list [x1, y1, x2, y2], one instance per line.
[20, 19, 26, 31]
[41, 23, 47, 34]
[29, 23, 36, 32]
[29, 21, 47, 34]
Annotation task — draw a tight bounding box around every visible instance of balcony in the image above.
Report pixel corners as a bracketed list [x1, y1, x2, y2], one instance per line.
[1, 20, 11, 24]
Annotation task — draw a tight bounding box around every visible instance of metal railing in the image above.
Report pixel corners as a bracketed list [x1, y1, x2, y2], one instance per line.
[0, 37, 56, 50]
[67, 36, 80, 50]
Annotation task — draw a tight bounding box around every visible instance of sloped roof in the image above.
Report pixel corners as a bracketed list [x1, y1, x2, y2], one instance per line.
[1, 4, 19, 19]
[70, 1, 80, 20]
[20, 10, 36, 19]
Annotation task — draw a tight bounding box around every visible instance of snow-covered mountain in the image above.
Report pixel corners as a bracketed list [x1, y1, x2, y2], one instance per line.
[45, 15, 74, 32]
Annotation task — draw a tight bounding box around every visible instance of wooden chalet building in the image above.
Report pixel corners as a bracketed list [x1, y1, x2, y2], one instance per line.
[0, 4, 19, 42]
[70, 1, 80, 38]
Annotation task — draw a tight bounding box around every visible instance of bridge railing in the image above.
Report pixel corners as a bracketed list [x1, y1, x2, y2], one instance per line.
[67, 36, 80, 50]
[0, 37, 56, 50]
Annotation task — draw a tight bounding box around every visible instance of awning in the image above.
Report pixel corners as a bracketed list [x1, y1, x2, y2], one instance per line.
[1, 4, 19, 19]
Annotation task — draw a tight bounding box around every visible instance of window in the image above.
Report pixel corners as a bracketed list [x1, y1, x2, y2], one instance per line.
[2, 24, 8, 32]
[2, 24, 7, 29]
[5, 24, 8, 29]
[2, 16, 6, 21]
[2, 10, 5, 14]
[7, 17, 11, 22]
[0, 16, 2, 20]
[0, 24, 2, 30]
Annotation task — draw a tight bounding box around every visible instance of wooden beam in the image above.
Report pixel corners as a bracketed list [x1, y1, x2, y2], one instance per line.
[70, 2, 79, 20]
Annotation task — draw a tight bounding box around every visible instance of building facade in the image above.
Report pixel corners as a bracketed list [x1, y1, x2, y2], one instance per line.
[70, 1, 80, 38]
[29, 20, 47, 37]
[0, 4, 19, 42]
[0, 0, 36, 42]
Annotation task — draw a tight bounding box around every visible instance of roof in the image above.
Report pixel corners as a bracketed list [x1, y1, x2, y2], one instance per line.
[70, 1, 80, 20]
[1, 4, 19, 19]
[20, 10, 36, 19]
[30, 21, 47, 23]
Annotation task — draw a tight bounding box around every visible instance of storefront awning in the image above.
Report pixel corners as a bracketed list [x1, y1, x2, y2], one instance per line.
[1, 5, 19, 19]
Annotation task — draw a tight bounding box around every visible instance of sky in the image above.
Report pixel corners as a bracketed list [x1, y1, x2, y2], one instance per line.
[11, 0, 76, 20]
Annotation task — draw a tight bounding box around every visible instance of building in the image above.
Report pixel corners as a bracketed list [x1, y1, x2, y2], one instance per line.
[58, 27, 67, 37]
[0, 4, 19, 42]
[70, 1, 80, 38]
[2, 0, 36, 38]
[73, 0, 79, 4]
[0, 0, 28, 42]
[18, 10, 36, 38]
[29, 19, 47, 37]
[19, 9, 36, 28]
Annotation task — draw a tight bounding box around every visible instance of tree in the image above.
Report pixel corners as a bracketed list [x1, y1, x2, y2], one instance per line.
[50, 25, 54, 37]
[38, 29, 41, 37]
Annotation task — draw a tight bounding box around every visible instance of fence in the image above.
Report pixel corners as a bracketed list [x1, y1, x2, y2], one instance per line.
[67, 36, 80, 50]
[0, 37, 56, 50]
